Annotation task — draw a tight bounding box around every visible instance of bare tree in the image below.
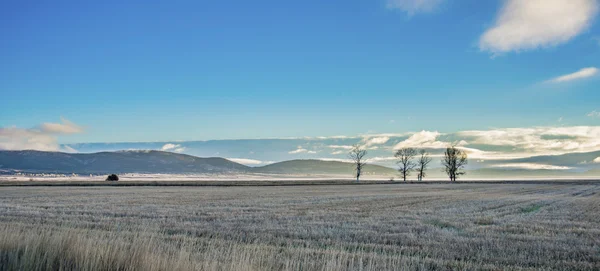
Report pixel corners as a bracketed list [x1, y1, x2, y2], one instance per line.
[348, 144, 367, 182]
[442, 145, 468, 182]
[395, 148, 417, 182]
[416, 149, 432, 181]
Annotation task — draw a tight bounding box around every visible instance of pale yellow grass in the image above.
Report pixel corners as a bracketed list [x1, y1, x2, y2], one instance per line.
[0, 183, 599, 270]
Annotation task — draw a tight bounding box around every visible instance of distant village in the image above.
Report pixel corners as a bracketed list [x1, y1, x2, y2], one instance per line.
[12, 172, 94, 178]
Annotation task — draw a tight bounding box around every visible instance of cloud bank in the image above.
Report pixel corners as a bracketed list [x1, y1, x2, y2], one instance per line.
[479, 0, 599, 54]
[0, 118, 83, 152]
[490, 163, 572, 170]
[160, 143, 185, 153]
[24, 125, 600, 172]
[227, 158, 273, 166]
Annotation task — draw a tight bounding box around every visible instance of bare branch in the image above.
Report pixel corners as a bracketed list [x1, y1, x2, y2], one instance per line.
[394, 148, 417, 182]
[441, 144, 468, 182]
[416, 149, 432, 181]
[348, 144, 368, 182]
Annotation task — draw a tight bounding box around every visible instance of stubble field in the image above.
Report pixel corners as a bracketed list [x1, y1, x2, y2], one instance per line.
[0, 183, 598, 270]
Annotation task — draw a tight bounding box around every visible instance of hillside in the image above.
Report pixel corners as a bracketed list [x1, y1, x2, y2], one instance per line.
[255, 159, 397, 176]
[1, 150, 598, 179]
[0, 150, 249, 174]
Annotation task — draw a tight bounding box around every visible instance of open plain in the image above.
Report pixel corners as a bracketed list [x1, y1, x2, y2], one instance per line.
[0, 183, 599, 270]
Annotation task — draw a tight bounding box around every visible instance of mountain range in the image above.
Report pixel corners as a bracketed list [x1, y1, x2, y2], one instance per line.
[0, 150, 599, 178]
[0, 150, 393, 176]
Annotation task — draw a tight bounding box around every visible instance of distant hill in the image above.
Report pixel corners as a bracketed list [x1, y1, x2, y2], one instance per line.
[255, 159, 398, 176]
[0, 150, 249, 174]
[498, 151, 600, 167]
[1, 150, 598, 179]
[0, 151, 399, 176]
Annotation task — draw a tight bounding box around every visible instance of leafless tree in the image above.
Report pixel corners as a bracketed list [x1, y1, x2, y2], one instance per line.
[416, 149, 432, 181]
[442, 145, 468, 182]
[395, 148, 417, 182]
[348, 144, 367, 182]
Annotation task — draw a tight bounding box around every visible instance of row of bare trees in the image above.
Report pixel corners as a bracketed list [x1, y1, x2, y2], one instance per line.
[348, 144, 468, 182]
[394, 148, 432, 182]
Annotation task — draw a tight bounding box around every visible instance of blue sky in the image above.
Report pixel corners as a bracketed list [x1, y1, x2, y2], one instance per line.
[1, 0, 600, 169]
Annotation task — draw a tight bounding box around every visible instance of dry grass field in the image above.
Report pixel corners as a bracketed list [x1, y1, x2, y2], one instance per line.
[0, 183, 599, 270]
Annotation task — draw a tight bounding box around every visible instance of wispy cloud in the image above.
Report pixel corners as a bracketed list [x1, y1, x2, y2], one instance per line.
[0, 118, 83, 152]
[289, 146, 317, 154]
[393, 130, 449, 149]
[227, 158, 273, 166]
[386, 0, 445, 15]
[479, 0, 599, 54]
[490, 163, 572, 170]
[327, 145, 354, 150]
[587, 110, 600, 118]
[547, 67, 599, 83]
[62, 145, 78, 153]
[362, 136, 390, 147]
[39, 117, 83, 134]
[160, 143, 185, 153]
[369, 156, 397, 163]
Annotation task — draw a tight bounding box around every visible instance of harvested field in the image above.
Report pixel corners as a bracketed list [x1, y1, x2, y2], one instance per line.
[0, 183, 599, 270]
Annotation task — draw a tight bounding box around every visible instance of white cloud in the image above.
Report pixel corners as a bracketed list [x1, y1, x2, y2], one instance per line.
[386, 0, 445, 15]
[393, 130, 448, 149]
[369, 156, 397, 162]
[547, 67, 599, 83]
[362, 136, 390, 147]
[327, 145, 354, 150]
[289, 148, 307, 154]
[0, 119, 83, 152]
[160, 143, 185, 153]
[588, 110, 600, 118]
[227, 158, 273, 166]
[288, 146, 317, 154]
[479, 0, 599, 54]
[313, 135, 353, 140]
[457, 126, 600, 158]
[593, 157, 600, 163]
[62, 145, 78, 153]
[490, 163, 572, 170]
[161, 144, 178, 151]
[39, 117, 83, 134]
[331, 150, 344, 155]
[0, 127, 58, 151]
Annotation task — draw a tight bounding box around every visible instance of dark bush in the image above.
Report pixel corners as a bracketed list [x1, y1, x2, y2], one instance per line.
[106, 174, 119, 181]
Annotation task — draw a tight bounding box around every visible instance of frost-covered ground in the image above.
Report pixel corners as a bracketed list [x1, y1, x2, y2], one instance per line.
[0, 173, 389, 182]
[0, 183, 599, 270]
[1, 173, 599, 182]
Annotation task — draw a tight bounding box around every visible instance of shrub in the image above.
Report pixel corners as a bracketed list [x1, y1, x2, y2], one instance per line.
[106, 174, 119, 181]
